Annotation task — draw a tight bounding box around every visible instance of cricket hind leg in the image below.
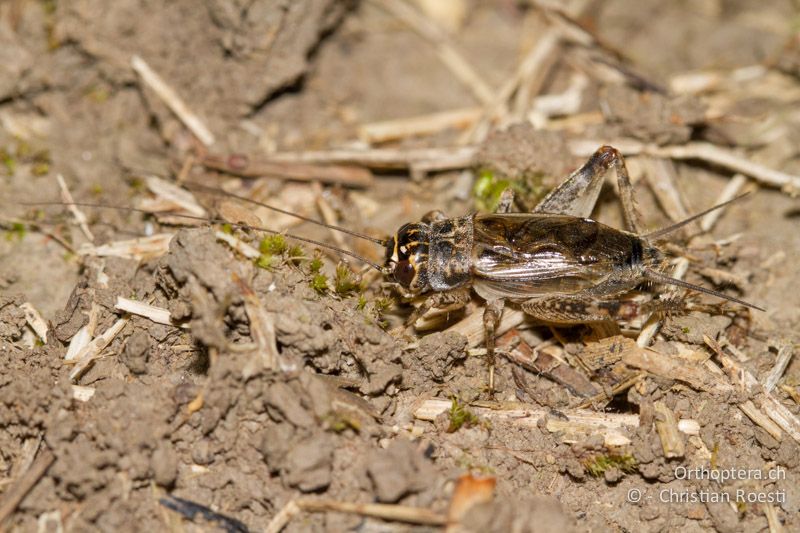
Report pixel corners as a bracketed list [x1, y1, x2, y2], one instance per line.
[482, 298, 505, 393]
[534, 145, 644, 234]
[520, 294, 643, 324]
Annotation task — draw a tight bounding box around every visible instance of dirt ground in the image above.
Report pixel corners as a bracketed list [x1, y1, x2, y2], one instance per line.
[1, 1, 800, 532]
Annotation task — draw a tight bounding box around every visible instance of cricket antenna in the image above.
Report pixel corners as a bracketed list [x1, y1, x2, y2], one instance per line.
[183, 182, 387, 246]
[643, 268, 765, 311]
[21, 201, 387, 272]
[644, 192, 751, 241]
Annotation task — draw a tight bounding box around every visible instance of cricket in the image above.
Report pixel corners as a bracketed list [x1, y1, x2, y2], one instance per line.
[38, 145, 762, 391]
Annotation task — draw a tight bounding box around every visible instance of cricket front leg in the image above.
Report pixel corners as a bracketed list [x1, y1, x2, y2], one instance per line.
[401, 288, 472, 330]
[483, 298, 505, 393]
[534, 145, 644, 233]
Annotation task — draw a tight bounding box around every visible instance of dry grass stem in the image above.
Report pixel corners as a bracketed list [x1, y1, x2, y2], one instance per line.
[65, 302, 99, 361]
[201, 154, 374, 188]
[115, 297, 183, 328]
[414, 398, 700, 447]
[643, 157, 690, 224]
[653, 401, 685, 458]
[762, 344, 795, 394]
[130, 55, 215, 146]
[313, 182, 350, 252]
[215, 231, 261, 260]
[20, 302, 47, 344]
[79, 233, 174, 261]
[71, 385, 96, 402]
[143, 176, 207, 217]
[359, 107, 483, 144]
[0, 449, 55, 526]
[700, 174, 748, 232]
[69, 317, 129, 382]
[56, 174, 94, 242]
[266, 146, 477, 172]
[295, 497, 448, 526]
[375, 0, 493, 106]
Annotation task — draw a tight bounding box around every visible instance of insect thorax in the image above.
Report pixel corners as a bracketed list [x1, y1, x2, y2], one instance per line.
[426, 215, 474, 291]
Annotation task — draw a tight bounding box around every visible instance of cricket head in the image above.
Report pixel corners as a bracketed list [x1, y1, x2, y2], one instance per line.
[384, 222, 431, 294]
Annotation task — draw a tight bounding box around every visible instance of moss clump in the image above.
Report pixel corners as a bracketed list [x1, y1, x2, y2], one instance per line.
[310, 273, 329, 294]
[333, 263, 362, 296]
[5, 222, 26, 242]
[259, 234, 288, 256]
[447, 398, 481, 433]
[472, 169, 511, 212]
[583, 453, 638, 477]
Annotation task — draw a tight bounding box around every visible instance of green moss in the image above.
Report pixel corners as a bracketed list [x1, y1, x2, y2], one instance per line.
[472, 170, 511, 212]
[256, 253, 277, 270]
[447, 398, 480, 433]
[333, 263, 362, 296]
[220, 223, 234, 235]
[287, 244, 305, 264]
[309, 256, 324, 274]
[310, 273, 329, 294]
[5, 222, 26, 242]
[1, 148, 16, 175]
[583, 453, 638, 477]
[259, 234, 288, 256]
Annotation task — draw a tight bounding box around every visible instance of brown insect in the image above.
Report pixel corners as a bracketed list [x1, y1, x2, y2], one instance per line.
[39, 146, 763, 389]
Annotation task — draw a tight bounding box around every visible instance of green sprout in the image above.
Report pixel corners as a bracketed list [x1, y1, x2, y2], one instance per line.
[309, 255, 324, 274]
[256, 254, 278, 270]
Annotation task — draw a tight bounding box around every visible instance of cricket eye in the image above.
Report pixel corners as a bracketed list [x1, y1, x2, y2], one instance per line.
[393, 260, 416, 287]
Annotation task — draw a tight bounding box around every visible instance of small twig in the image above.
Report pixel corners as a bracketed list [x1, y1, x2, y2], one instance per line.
[265, 146, 477, 171]
[215, 231, 261, 260]
[375, 0, 493, 106]
[131, 54, 215, 146]
[359, 107, 483, 144]
[706, 336, 800, 444]
[762, 344, 795, 393]
[312, 182, 349, 253]
[201, 154, 374, 188]
[266, 497, 449, 530]
[69, 317, 129, 382]
[415, 398, 699, 447]
[653, 401, 685, 458]
[570, 139, 800, 191]
[0, 448, 55, 526]
[57, 174, 94, 242]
